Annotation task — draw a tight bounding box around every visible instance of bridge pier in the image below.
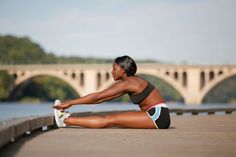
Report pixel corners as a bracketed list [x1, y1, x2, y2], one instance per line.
[83, 70, 98, 94]
[184, 68, 202, 105]
[184, 97, 202, 105]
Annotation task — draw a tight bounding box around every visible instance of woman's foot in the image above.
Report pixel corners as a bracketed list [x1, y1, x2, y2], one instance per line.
[54, 109, 71, 127]
[53, 99, 71, 128]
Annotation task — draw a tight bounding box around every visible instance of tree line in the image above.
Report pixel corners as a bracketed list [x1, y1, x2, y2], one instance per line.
[0, 35, 112, 64]
[0, 35, 157, 64]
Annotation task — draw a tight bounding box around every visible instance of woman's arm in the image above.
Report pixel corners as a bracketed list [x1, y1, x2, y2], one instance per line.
[53, 80, 130, 110]
[68, 82, 126, 105]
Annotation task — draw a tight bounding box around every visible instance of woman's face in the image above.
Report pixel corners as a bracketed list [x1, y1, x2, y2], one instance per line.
[111, 62, 125, 81]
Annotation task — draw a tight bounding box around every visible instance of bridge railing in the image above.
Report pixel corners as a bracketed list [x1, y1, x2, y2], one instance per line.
[1, 107, 236, 149]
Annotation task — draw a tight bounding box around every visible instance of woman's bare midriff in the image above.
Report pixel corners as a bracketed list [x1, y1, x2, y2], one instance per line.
[139, 89, 165, 111]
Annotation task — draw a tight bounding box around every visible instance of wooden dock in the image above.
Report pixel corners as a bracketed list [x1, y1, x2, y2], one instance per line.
[0, 114, 236, 157]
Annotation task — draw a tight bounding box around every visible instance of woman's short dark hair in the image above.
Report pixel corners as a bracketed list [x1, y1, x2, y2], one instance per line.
[114, 55, 137, 76]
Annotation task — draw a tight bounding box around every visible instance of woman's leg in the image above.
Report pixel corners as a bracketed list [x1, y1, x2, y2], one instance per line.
[64, 111, 156, 129]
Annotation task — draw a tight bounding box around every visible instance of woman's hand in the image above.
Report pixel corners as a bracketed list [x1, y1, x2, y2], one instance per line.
[53, 102, 72, 111]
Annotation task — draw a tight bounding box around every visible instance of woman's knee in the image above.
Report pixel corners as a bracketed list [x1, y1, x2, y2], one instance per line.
[104, 114, 116, 127]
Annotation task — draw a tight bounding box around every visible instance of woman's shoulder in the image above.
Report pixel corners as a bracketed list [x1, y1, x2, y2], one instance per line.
[127, 75, 147, 83]
[125, 76, 149, 89]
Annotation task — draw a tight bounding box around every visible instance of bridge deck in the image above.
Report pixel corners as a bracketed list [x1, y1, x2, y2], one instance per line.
[0, 115, 236, 157]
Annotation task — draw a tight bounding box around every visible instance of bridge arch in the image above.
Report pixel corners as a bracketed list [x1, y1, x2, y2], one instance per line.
[137, 71, 187, 101]
[12, 72, 83, 97]
[138, 73, 184, 101]
[97, 71, 186, 102]
[199, 71, 236, 103]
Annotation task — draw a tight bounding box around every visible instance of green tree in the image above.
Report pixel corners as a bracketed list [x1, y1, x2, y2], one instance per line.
[203, 76, 236, 104]
[0, 35, 48, 64]
[0, 70, 14, 100]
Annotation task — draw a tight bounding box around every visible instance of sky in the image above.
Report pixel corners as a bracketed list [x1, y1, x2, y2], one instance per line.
[0, 0, 236, 64]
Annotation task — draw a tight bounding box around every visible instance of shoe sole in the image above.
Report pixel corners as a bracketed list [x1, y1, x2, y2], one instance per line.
[54, 100, 62, 127]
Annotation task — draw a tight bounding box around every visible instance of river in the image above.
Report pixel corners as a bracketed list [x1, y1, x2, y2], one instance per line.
[0, 102, 235, 122]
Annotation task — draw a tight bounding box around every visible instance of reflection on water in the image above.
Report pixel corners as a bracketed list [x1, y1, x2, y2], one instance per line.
[0, 102, 235, 122]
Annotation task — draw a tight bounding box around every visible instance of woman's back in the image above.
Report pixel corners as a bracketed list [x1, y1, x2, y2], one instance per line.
[125, 76, 165, 111]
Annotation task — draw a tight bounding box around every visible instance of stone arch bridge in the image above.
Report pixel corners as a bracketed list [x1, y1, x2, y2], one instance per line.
[1, 64, 236, 105]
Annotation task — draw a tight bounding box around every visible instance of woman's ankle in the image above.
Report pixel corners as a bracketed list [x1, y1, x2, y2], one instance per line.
[64, 116, 72, 126]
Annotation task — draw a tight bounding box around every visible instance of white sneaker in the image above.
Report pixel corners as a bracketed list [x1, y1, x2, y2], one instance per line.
[54, 99, 70, 128]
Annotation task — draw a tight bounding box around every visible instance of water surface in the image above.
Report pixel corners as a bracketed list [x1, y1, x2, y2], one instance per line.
[0, 102, 235, 122]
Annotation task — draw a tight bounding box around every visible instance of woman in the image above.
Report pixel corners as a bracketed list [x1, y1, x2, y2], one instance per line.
[53, 55, 171, 129]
